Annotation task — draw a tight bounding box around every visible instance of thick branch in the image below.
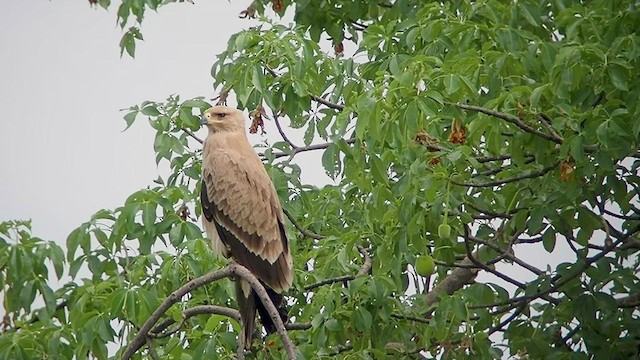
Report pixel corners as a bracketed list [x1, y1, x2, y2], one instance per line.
[122, 265, 236, 360]
[233, 264, 296, 359]
[421, 256, 479, 310]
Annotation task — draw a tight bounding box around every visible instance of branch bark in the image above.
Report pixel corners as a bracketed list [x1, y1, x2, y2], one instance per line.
[304, 245, 371, 291]
[122, 263, 297, 360]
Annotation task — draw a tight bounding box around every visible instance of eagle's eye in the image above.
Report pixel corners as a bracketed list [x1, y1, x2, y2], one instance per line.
[217, 113, 228, 119]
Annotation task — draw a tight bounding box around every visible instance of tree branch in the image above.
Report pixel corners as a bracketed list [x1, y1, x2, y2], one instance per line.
[479, 224, 640, 308]
[311, 95, 345, 111]
[454, 103, 563, 144]
[283, 208, 325, 240]
[421, 257, 479, 311]
[183, 128, 204, 144]
[122, 265, 236, 360]
[536, 113, 564, 142]
[273, 111, 300, 150]
[150, 305, 241, 338]
[263, 138, 357, 159]
[304, 245, 371, 291]
[122, 263, 298, 360]
[451, 161, 560, 188]
[233, 264, 297, 359]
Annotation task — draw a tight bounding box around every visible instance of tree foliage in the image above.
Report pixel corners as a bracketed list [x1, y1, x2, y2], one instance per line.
[2, 0, 640, 359]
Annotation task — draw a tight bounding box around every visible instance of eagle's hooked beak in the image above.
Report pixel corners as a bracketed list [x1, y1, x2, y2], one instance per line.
[200, 115, 208, 126]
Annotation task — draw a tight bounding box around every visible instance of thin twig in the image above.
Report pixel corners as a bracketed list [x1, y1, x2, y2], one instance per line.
[283, 208, 325, 240]
[451, 161, 560, 188]
[536, 113, 564, 142]
[487, 302, 526, 335]
[150, 305, 241, 337]
[463, 227, 526, 290]
[265, 138, 356, 159]
[478, 224, 640, 308]
[183, 128, 204, 144]
[304, 245, 371, 291]
[454, 103, 562, 144]
[310, 95, 345, 111]
[273, 111, 300, 150]
[468, 236, 545, 276]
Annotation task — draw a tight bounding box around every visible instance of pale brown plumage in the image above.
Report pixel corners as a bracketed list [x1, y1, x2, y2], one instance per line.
[200, 105, 293, 346]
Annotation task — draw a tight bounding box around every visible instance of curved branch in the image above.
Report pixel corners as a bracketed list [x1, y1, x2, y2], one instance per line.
[150, 305, 241, 338]
[273, 111, 300, 150]
[233, 264, 297, 359]
[122, 263, 298, 360]
[122, 265, 236, 360]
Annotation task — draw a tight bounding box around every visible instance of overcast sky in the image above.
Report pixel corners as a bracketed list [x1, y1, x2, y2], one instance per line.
[0, 1, 291, 244]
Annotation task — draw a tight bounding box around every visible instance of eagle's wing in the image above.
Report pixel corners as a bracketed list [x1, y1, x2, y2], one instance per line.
[200, 148, 293, 293]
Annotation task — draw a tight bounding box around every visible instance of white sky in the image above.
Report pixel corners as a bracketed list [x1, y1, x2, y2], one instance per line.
[0, 1, 293, 244]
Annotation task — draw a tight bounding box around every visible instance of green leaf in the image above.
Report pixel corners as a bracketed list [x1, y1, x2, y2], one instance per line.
[169, 222, 184, 246]
[141, 105, 160, 116]
[321, 143, 340, 179]
[443, 74, 461, 95]
[542, 227, 556, 252]
[607, 64, 628, 91]
[122, 110, 139, 131]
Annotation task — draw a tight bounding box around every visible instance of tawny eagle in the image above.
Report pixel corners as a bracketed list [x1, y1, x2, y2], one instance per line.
[200, 105, 293, 347]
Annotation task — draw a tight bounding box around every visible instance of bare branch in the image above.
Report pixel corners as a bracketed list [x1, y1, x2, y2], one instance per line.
[286, 322, 312, 330]
[123, 263, 298, 360]
[421, 257, 479, 310]
[183, 128, 204, 144]
[273, 111, 300, 150]
[479, 224, 640, 308]
[233, 264, 297, 359]
[454, 103, 563, 144]
[487, 302, 526, 335]
[150, 305, 241, 338]
[617, 292, 640, 308]
[536, 113, 564, 142]
[311, 95, 346, 111]
[463, 227, 527, 290]
[469, 235, 545, 276]
[266, 138, 357, 159]
[451, 161, 560, 188]
[304, 245, 371, 291]
[283, 208, 325, 240]
[122, 265, 236, 360]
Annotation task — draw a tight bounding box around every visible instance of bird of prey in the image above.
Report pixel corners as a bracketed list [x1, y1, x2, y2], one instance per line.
[200, 105, 293, 347]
